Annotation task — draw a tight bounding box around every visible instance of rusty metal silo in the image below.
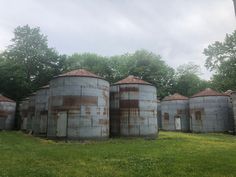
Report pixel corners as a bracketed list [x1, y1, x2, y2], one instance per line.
[19, 98, 29, 131]
[47, 69, 109, 140]
[189, 88, 230, 133]
[27, 93, 36, 133]
[110, 76, 158, 138]
[33, 85, 49, 136]
[0, 94, 16, 130]
[161, 93, 189, 132]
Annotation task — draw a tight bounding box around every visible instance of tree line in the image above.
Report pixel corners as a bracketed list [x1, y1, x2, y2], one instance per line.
[0, 25, 235, 102]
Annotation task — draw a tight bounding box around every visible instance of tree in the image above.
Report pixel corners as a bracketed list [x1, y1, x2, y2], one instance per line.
[64, 50, 175, 97]
[0, 25, 65, 100]
[125, 50, 175, 97]
[174, 63, 209, 97]
[204, 30, 236, 91]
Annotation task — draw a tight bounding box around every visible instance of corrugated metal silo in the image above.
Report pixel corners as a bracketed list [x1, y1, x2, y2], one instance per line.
[189, 88, 230, 133]
[110, 76, 158, 138]
[161, 93, 189, 132]
[33, 85, 49, 136]
[27, 93, 36, 132]
[19, 98, 29, 131]
[47, 69, 109, 140]
[0, 94, 16, 130]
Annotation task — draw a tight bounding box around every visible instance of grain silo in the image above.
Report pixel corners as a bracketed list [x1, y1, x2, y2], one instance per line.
[189, 88, 230, 133]
[47, 69, 109, 140]
[110, 75, 158, 138]
[0, 94, 16, 130]
[27, 93, 36, 132]
[161, 93, 189, 132]
[19, 98, 29, 131]
[33, 85, 49, 136]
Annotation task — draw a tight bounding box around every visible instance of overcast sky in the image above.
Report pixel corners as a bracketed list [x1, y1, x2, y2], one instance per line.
[0, 0, 235, 79]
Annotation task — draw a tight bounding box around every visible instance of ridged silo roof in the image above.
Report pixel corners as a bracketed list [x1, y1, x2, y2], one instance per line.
[55, 69, 102, 79]
[162, 93, 188, 101]
[113, 75, 152, 85]
[191, 88, 227, 98]
[0, 94, 15, 102]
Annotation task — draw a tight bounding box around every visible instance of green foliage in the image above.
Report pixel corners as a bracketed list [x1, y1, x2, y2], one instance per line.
[0, 131, 236, 177]
[204, 30, 236, 91]
[65, 50, 175, 97]
[173, 63, 209, 96]
[0, 25, 65, 100]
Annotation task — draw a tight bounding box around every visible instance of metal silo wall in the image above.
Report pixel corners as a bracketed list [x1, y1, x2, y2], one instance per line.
[160, 100, 189, 131]
[34, 88, 49, 136]
[27, 95, 35, 132]
[189, 96, 230, 133]
[0, 102, 16, 130]
[110, 84, 158, 138]
[157, 101, 162, 129]
[232, 93, 236, 133]
[47, 77, 109, 140]
[19, 100, 29, 130]
[227, 95, 234, 132]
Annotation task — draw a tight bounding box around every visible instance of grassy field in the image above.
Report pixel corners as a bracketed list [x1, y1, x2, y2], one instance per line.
[0, 131, 236, 177]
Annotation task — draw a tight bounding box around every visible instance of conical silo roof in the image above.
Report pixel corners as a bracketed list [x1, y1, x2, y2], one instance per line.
[191, 88, 227, 98]
[0, 94, 15, 102]
[113, 75, 152, 85]
[162, 93, 188, 101]
[55, 69, 102, 79]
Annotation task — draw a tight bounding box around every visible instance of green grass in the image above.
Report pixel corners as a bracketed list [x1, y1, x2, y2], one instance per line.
[0, 131, 236, 177]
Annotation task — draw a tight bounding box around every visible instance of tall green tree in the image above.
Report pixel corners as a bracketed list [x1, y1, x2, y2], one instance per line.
[174, 63, 209, 97]
[204, 30, 236, 91]
[65, 50, 175, 97]
[0, 25, 65, 100]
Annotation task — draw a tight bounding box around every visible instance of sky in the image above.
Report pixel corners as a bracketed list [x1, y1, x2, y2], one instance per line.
[0, 0, 235, 80]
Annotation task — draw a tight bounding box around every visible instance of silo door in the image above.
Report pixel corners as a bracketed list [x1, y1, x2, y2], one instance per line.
[56, 112, 67, 137]
[175, 116, 181, 130]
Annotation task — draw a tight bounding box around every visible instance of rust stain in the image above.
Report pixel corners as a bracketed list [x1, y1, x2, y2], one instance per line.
[120, 87, 139, 92]
[120, 100, 139, 108]
[189, 108, 204, 114]
[99, 119, 109, 125]
[63, 96, 98, 106]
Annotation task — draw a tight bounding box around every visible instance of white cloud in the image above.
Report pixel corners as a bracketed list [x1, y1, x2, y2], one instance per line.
[0, 0, 235, 79]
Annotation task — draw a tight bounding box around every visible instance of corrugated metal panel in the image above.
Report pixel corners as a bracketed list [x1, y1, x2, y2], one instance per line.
[189, 95, 230, 133]
[110, 82, 158, 138]
[161, 99, 189, 132]
[34, 86, 49, 136]
[0, 101, 16, 130]
[47, 70, 109, 140]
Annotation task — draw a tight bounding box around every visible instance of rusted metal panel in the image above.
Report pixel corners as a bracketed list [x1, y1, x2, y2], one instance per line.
[189, 95, 230, 133]
[119, 100, 139, 108]
[63, 96, 98, 106]
[47, 70, 109, 140]
[110, 82, 158, 138]
[161, 98, 190, 132]
[0, 100, 16, 130]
